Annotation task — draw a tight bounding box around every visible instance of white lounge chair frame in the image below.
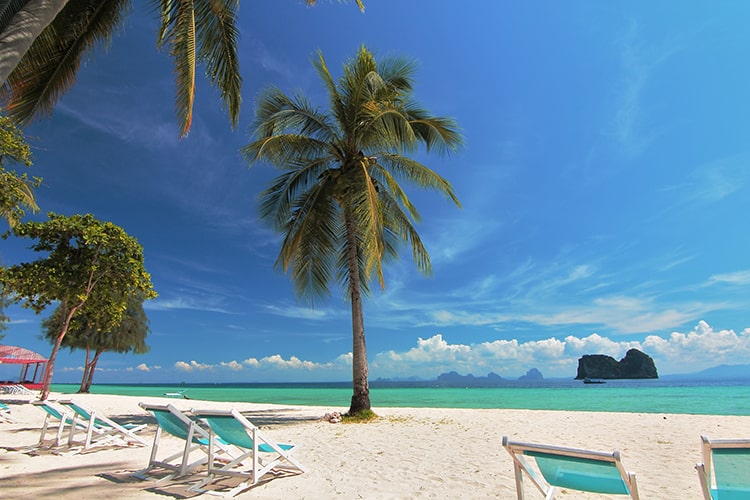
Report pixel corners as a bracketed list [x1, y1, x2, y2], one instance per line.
[189, 408, 305, 497]
[502, 436, 640, 499]
[696, 434, 750, 500]
[59, 399, 148, 451]
[134, 403, 234, 483]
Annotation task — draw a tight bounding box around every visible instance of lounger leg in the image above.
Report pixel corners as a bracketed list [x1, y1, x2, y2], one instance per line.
[513, 461, 525, 500]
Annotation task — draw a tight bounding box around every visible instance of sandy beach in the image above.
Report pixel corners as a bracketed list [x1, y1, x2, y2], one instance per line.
[0, 392, 747, 498]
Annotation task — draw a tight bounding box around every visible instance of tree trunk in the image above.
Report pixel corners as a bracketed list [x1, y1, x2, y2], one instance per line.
[78, 347, 92, 393]
[39, 302, 77, 400]
[81, 350, 101, 392]
[0, 0, 68, 83]
[344, 210, 370, 415]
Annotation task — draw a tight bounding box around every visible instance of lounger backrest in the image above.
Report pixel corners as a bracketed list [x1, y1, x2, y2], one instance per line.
[201, 414, 255, 449]
[712, 446, 750, 491]
[35, 402, 65, 420]
[526, 450, 631, 494]
[151, 408, 192, 440]
[64, 401, 106, 426]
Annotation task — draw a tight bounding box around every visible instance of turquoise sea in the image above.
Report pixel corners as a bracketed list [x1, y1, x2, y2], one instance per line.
[50, 378, 750, 416]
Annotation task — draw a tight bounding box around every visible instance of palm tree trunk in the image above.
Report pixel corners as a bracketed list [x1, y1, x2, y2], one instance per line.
[344, 210, 371, 415]
[0, 0, 68, 83]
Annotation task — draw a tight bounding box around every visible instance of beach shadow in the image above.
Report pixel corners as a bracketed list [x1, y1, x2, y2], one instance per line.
[236, 408, 321, 426]
[0, 461, 137, 497]
[102, 470, 213, 498]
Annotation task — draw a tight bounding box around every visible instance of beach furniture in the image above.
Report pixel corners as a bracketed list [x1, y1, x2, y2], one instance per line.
[31, 400, 87, 449]
[696, 434, 750, 500]
[502, 436, 640, 499]
[0, 402, 16, 422]
[188, 408, 305, 497]
[58, 399, 148, 451]
[135, 403, 235, 483]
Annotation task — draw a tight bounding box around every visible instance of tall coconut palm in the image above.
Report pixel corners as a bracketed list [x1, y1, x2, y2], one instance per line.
[0, 0, 364, 138]
[242, 46, 462, 415]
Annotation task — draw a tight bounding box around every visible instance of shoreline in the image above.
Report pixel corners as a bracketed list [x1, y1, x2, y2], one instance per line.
[1, 392, 747, 498]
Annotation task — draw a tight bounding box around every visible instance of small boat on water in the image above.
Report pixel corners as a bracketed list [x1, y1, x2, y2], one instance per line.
[164, 389, 189, 399]
[583, 378, 606, 384]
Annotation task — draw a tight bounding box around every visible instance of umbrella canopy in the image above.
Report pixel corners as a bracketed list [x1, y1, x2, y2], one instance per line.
[0, 345, 48, 364]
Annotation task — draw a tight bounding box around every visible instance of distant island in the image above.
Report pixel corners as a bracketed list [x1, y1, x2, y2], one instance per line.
[575, 348, 658, 380]
[430, 368, 544, 387]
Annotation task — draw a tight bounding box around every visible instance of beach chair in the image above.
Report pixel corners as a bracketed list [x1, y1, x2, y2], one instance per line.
[502, 436, 640, 499]
[696, 435, 750, 500]
[58, 399, 148, 451]
[134, 403, 234, 483]
[31, 400, 87, 449]
[188, 408, 305, 497]
[0, 402, 16, 422]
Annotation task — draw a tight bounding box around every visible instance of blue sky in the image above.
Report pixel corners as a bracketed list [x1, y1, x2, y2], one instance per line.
[2, 1, 750, 384]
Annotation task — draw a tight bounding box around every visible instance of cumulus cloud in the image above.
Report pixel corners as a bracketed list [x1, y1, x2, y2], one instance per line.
[136, 363, 151, 372]
[220, 360, 244, 371]
[167, 321, 749, 381]
[175, 360, 214, 372]
[373, 322, 750, 379]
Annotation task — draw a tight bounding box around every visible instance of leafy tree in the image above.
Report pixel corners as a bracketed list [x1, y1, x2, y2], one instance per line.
[243, 46, 462, 415]
[0, 212, 156, 399]
[0, 113, 40, 227]
[0, 0, 364, 138]
[42, 289, 151, 393]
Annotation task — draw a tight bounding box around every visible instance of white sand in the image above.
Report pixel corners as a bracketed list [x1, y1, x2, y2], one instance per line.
[0, 391, 747, 498]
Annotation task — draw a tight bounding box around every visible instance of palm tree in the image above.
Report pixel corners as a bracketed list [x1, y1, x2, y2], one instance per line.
[0, 0, 364, 138]
[242, 46, 462, 415]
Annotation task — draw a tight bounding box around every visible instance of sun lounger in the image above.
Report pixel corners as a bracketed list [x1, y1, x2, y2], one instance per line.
[58, 399, 148, 451]
[188, 408, 304, 497]
[134, 403, 235, 483]
[0, 402, 16, 422]
[696, 435, 750, 500]
[502, 436, 640, 499]
[31, 400, 87, 449]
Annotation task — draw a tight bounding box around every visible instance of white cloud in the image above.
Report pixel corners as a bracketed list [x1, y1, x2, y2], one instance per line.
[373, 322, 750, 379]
[175, 360, 214, 372]
[706, 270, 750, 287]
[164, 321, 748, 381]
[220, 360, 244, 371]
[145, 297, 230, 313]
[136, 363, 151, 372]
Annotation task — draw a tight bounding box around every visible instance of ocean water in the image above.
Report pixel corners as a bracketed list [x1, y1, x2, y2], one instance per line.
[50, 378, 750, 416]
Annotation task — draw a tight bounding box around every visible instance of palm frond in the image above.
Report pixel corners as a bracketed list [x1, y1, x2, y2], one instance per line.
[259, 156, 334, 229]
[376, 153, 460, 207]
[164, 0, 196, 138]
[194, 0, 241, 128]
[247, 45, 461, 303]
[312, 51, 346, 127]
[277, 180, 340, 303]
[4, 0, 132, 125]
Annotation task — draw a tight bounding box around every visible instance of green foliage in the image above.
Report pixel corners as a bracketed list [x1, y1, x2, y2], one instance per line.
[1, 0, 363, 138]
[243, 46, 462, 303]
[0, 114, 40, 228]
[43, 289, 151, 355]
[0, 212, 156, 398]
[1, 212, 156, 313]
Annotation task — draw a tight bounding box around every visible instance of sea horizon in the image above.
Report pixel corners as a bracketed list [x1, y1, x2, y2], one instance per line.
[50, 377, 750, 416]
